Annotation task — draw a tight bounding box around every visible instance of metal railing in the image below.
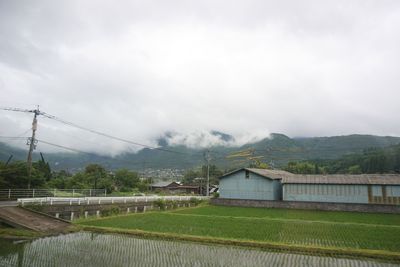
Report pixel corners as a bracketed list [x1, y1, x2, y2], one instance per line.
[17, 195, 210, 206]
[0, 189, 107, 200]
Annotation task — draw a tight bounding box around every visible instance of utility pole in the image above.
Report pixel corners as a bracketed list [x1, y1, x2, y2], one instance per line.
[204, 149, 211, 196]
[269, 160, 275, 170]
[26, 106, 39, 189]
[0, 106, 44, 189]
[5, 155, 13, 166]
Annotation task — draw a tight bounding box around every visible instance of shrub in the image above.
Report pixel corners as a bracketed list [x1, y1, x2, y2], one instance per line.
[153, 199, 166, 210]
[25, 204, 45, 212]
[189, 197, 202, 205]
[119, 186, 131, 192]
[100, 206, 120, 217]
[170, 200, 179, 209]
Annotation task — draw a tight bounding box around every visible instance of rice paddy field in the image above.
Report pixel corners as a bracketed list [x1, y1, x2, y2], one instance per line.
[78, 205, 400, 259]
[0, 232, 399, 267]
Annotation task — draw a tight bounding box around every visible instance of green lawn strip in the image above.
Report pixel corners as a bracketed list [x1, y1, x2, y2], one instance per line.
[77, 213, 400, 252]
[174, 205, 400, 226]
[80, 225, 400, 263]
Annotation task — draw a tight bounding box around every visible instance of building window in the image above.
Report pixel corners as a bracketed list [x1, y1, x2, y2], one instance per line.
[245, 170, 250, 179]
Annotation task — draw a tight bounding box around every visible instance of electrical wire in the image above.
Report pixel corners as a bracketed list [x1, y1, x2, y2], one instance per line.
[1, 106, 201, 156]
[36, 139, 91, 154]
[0, 136, 27, 140]
[35, 139, 194, 167]
[40, 112, 202, 156]
[4, 106, 352, 165]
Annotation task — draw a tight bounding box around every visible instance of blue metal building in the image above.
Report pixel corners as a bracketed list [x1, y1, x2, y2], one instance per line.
[219, 168, 289, 200]
[282, 174, 400, 205]
[219, 168, 400, 205]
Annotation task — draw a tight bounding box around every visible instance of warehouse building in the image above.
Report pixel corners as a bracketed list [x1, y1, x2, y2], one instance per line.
[282, 175, 400, 205]
[219, 168, 289, 200]
[219, 168, 400, 205]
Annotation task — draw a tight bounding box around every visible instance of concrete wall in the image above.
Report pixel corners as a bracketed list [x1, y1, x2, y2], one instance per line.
[211, 198, 400, 214]
[27, 200, 195, 221]
[283, 184, 369, 204]
[219, 170, 281, 200]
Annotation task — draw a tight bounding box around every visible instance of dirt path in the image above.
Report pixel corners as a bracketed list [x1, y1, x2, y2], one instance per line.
[0, 201, 18, 207]
[0, 206, 70, 233]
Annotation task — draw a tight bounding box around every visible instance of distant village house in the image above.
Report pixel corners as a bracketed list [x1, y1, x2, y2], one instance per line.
[150, 181, 200, 195]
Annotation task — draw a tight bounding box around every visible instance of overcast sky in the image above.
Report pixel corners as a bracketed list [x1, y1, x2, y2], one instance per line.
[1, 0, 400, 155]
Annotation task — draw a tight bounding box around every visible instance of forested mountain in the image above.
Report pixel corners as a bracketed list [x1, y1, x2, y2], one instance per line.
[285, 144, 400, 174]
[1, 133, 400, 172]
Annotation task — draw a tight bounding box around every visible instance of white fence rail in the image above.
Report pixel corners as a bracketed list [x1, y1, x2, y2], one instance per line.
[0, 189, 107, 200]
[17, 196, 210, 206]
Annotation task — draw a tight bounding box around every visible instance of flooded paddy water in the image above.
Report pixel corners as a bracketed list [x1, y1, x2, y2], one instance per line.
[0, 232, 398, 267]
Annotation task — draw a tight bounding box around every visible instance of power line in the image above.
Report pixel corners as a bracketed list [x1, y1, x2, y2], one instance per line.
[0, 136, 27, 140]
[15, 128, 32, 137]
[0, 136, 170, 169]
[1, 106, 200, 156]
[3, 106, 331, 167]
[0, 136, 203, 168]
[36, 139, 91, 154]
[38, 126, 200, 169]
[40, 111, 201, 156]
[35, 139, 193, 168]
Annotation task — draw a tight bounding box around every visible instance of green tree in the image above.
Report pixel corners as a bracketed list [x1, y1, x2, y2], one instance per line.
[46, 170, 72, 189]
[0, 161, 46, 188]
[33, 153, 52, 181]
[348, 165, 362, 174]
[84, 164, 107, 189]
[182, 169, 201, 184]
[249, 160, 270, 169]
[114, 169, 140, 191]
[65, 172, 89, 189]
[201, 165, 223, 182]
[285, 162, 316, 174]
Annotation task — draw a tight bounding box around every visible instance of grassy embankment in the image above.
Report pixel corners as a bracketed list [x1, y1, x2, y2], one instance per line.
[77, 205, 400, 261]
[0, 224, 42, 239]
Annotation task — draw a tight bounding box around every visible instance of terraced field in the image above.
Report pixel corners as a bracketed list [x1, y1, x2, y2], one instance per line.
[174, 205, 400, 226]
[78, 205, 400, 260]
[1, 232, 398, 267]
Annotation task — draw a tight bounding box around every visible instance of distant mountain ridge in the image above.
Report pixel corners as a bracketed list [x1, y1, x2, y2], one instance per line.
[1, 133, 400, 172]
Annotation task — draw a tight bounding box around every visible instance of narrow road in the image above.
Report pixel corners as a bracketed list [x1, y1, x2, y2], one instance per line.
[0, 206, 70, 232]
[0, 201, 18, 207]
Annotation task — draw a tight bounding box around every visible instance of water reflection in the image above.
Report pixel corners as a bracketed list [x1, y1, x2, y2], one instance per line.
[0, 232, 398, 267]
[0, 238, 25, 267]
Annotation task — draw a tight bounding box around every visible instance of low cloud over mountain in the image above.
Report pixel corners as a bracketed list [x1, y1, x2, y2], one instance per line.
[157, 130, 271, 149]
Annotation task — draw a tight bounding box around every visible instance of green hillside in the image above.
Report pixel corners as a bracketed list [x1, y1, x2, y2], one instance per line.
[285, 144, 400, 174]
[1, 133, 400, 171]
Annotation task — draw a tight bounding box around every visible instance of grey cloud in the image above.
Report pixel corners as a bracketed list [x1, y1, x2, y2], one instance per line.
[1, 0, 400, 155]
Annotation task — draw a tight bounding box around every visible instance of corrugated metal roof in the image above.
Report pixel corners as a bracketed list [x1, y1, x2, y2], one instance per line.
[282, 174, 400, 185]
[220, 168, 293, 180]
[220, 168, 400, 185]
[246, 168, 294, 180]
[151, 181, 176, 187]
